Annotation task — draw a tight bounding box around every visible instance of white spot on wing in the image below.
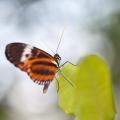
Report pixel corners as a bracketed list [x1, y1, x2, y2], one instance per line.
[20, 45, 33, 62]
[52, 61, 58, 67]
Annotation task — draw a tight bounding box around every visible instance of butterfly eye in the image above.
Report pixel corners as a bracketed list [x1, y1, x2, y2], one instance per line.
[54, 54, 61, 61]
[59, 56, 61, 60]
[25, 54, 29, 58]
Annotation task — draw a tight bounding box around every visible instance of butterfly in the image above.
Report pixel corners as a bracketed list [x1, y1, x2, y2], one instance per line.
[5, 42, 61, 93]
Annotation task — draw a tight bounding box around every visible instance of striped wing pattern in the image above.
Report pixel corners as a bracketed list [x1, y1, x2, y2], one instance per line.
[5, 42, 58, 93]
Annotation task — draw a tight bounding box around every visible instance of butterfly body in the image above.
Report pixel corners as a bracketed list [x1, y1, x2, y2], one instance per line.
[5, 42, 61, 93]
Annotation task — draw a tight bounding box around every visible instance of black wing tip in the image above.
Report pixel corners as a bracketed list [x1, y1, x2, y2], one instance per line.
[5, 42, 27, 64]
[5, 43, 12, 60]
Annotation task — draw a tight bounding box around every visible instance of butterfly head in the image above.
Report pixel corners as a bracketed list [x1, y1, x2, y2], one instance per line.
[54, 53, 61, 63]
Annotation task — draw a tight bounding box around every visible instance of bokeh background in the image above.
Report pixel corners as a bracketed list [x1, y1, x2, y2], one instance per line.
[0, 0, 120, 120]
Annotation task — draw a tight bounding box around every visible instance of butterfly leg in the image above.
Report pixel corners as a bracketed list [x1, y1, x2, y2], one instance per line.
[55, 62, 76, 92]
[59, 61, 77, 68]
[55, 76, 60, 93]
[57, 69, 74, 87]
[43, 83, 50, 94]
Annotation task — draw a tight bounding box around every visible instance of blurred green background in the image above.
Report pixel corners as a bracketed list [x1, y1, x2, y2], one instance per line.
[0, 0, 120, 120]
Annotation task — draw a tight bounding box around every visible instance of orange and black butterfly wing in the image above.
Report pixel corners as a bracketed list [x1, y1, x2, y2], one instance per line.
[27, 58, 58, 93]
[5, 42, 58, 93]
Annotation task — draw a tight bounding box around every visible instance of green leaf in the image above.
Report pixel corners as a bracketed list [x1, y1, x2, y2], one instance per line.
[57, 55, 116, 120]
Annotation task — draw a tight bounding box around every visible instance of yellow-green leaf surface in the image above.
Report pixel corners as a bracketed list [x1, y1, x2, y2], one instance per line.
[57, 55, 116, 120]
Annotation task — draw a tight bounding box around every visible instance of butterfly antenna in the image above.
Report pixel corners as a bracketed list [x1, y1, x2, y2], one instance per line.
[40, 40, 55, 54]
[45, 43, 55, 54]
[56, 26, 66, 53]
